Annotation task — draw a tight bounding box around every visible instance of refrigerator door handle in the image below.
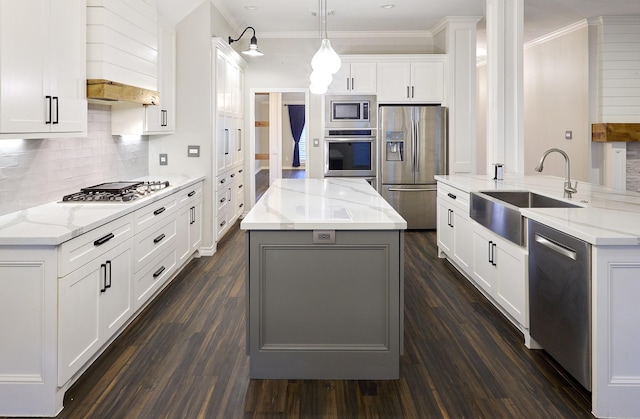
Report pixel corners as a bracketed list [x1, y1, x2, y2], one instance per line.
[387, 187, 437, 192]
[414, 120, 420, 173]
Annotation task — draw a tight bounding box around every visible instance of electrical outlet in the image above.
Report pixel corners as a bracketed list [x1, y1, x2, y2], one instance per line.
[313, 230, 335, 244]
[565, 130, 573, 140]
[159, 153, 168, 166]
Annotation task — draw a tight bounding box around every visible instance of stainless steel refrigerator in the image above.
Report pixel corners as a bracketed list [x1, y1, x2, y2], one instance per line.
[379, 105, 447, 229]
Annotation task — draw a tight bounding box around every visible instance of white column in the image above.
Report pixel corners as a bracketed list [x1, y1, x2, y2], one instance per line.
[486, 0, 524, 175]
[433, 17, 481, 175]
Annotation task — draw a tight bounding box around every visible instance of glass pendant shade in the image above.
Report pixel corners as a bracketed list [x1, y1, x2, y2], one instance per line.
[311, 39, 341, 75]
[309, 70, 332, 86]
[309, 82, 328, 95]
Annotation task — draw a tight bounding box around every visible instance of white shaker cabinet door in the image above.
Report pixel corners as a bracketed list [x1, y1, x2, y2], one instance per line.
[58, 239, 133, 386]
[0, 0, 49, 133]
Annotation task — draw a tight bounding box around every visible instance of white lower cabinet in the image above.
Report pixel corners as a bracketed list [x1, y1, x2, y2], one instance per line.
[472, 224, 527, 326]
[436, 184, 471, 274]
[58, 237, 134, 385]
[215, 166, 244, 242]
[0, 180, 204, 416]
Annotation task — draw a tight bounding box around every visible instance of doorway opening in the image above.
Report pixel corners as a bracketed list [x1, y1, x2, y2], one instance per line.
[250, 89, 310, 203]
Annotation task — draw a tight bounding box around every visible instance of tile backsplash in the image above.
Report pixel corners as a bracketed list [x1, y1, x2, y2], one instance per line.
[0, 103, 149, 217]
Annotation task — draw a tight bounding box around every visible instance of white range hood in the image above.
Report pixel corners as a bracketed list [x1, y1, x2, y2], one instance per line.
[86, 0, 159, 105]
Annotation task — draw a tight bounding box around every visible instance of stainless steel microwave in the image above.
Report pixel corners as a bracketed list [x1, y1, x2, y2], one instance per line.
[325, 95, 377, 129]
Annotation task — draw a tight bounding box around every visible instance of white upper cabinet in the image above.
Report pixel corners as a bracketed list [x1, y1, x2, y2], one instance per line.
[377, 57, 445, 104]
[144, 17, 176, 134]
[0, 0, 87, 138]
[328, 61, 377, 94]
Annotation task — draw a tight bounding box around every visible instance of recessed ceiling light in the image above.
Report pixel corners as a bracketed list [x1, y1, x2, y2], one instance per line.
[245, 6, 258, 10]
[380, 4, 395, 9]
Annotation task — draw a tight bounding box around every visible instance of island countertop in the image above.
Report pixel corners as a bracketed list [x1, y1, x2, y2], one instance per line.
[240, 178, 407, 230]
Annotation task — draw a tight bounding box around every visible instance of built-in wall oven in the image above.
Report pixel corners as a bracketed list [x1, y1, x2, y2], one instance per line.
[324, 95, 377, 188]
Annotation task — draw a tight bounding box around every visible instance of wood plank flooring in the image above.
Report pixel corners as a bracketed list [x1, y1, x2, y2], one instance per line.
[41, 172, 593, 418]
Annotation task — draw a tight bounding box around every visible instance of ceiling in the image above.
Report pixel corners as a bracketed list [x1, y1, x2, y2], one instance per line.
[159, 0, 640, 45]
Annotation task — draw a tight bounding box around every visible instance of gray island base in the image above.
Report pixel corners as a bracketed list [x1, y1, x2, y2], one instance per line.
[241, 179, 407, 380]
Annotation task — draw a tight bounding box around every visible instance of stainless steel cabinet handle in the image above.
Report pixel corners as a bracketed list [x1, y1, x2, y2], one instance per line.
[388, 187, 437, 192]
[224, 129, 230, 155]
[534, 233, 577, 260]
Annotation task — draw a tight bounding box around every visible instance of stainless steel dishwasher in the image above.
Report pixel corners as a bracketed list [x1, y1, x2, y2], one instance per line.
[528, 220, 591, 390]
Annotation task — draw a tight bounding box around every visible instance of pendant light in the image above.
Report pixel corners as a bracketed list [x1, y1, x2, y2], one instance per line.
[309, 0, 340, 94]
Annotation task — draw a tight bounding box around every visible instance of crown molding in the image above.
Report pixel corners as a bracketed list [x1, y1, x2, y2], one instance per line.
[524, 19, 588, 50]
[259, 30, 434, 39]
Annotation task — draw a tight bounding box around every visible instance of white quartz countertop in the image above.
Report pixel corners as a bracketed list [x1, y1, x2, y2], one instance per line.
[240, 178, 407, 230]
[0, 175, 204, 246]
[436, 174, 640, 246]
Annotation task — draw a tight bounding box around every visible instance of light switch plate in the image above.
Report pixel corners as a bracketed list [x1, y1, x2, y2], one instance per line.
[565, 131, 573, 140]
[313, 138, 320, 147]
[159, 153, 168, 166]
[188, 145, 200, 157]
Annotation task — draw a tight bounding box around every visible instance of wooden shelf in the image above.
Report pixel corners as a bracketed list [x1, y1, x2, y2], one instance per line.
[255, 153, 269, 160]
[592, 123, 640, 142]
[255, 121, 269, 127]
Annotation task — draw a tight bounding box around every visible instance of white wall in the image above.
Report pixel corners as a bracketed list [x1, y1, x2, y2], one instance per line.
[0, 104, 149, 217]
[243, 36, 436, 179]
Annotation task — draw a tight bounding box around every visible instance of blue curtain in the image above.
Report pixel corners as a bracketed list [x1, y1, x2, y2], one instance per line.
[287, 105, 305, 167]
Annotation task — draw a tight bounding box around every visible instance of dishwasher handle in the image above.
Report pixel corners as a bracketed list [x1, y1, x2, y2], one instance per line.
[387, 187, 437, 192]
[534, 233, 577, 260]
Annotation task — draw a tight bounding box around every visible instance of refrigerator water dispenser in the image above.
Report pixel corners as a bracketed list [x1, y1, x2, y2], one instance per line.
[385, 131, 404, 161]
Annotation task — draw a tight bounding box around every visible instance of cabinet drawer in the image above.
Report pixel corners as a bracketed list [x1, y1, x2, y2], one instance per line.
[216, 207, 232, 240]
[215, 172, 233, 190]
[178, 181, 203, 207]
[134, 193, 179, 233]
[134, 216, 177, 272]
[216, 186, 232, 212]
[438, 183, 470, 211]
[58, 214, 134, 278]
[134, 246, 177, 310]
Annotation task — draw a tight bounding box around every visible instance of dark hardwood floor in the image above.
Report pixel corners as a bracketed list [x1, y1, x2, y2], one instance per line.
[42, 170, 592, 418]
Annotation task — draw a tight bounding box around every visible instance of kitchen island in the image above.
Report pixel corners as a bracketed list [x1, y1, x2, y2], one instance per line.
[240, 178, 407, 379]
[435, 174, 640, 419]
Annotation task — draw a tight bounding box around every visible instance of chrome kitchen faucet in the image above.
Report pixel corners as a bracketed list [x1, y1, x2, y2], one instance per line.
[534, 148, 577, 198]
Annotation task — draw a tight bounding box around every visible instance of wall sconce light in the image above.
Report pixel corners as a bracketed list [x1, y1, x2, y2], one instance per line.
[228, 26, 264, 56]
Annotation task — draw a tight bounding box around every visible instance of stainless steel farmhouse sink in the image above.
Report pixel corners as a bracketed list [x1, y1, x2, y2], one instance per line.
[470, 190, 581, 245]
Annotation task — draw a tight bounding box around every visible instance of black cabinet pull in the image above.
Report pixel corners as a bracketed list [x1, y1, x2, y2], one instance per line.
[220, 197, 227, 204]
[239, 203, 244, 208]
[238, 169, 243, 173]
[45, 95, 52, 124]
[230, 173, 235, 178]
[153, 207, 166, 216]
[491, 243, 497, 266]
[154, 233, 166, 244]
[105, 260, 112, 289]
[188, 190, 196, 197]
[153, 266, 165, 278]
[220, 220, 227, 228]
[100, 263, 107, 293]
[238, 184, 243, 189]
[447, 193, 457, 200]
[52, 96, 59, 124]
[190, 206, 196, 224]
[220, 178, 226, 184]
[94, 232, 115, 246]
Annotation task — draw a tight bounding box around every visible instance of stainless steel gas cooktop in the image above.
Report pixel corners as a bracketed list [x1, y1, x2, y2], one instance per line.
[62, 181, 170, 202]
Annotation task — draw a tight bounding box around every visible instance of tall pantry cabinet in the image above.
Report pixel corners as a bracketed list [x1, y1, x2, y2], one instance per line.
[0, 0, 87, 138]
[213, 39, 246, 242]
